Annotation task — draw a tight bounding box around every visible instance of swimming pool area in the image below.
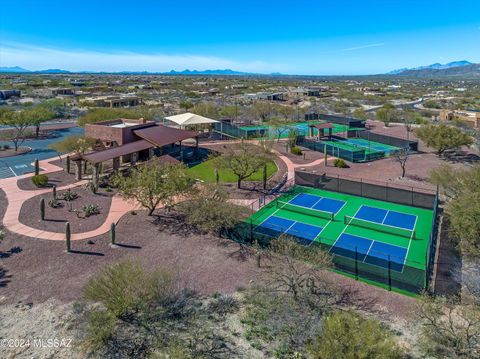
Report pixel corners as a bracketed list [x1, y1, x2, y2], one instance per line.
[214, 120, 363, 139]
[0, 126, 84, 179]
[238, 121, 354, 139]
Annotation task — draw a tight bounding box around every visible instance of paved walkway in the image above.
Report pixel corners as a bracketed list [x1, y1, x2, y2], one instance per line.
[0, 147, 327, 241]
[0, 156, 139, 241]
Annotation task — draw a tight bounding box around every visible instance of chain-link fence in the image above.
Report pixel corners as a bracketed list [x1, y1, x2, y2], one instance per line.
[299, 138, 386, 162]
[234, 198, 429, 293]
[355, 131, 418, 151]
[294, 170, 437, 209]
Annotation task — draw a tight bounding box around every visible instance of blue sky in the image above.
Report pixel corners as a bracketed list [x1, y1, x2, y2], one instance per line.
[1, 0, 479, 75]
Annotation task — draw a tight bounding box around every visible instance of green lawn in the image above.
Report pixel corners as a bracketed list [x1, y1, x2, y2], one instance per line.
[188, 158, 278, 183]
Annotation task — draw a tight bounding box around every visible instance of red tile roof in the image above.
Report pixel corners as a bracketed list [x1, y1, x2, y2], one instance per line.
[83, 140, 153, 164]
[310, 123, 334, 130]
[134, 124, 198, 147]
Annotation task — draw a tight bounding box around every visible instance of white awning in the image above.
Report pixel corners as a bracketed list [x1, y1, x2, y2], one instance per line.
[165, 112, 218, 127]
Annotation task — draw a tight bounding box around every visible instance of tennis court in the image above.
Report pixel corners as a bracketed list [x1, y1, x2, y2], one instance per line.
[343, 138, 400, 155]
[0, 126, 84, 179]
[237, 121, 355, 139]
[301, 137, 401, 162]
[246, 185, 435, 293]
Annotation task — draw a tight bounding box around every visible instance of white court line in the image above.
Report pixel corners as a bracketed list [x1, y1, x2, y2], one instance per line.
[283, 198, 334, 219]
[317, 198, 347, 233]
[381, 210, 390, 224]
[330, 198, 348, 215]
[400, 215, 419, 274]
[363, 240, 375, 263]
[310, 196, 324, 208]
[351, 206, 415, 232]
[288, 192, 323, 208]
[329, 206, 362, 252]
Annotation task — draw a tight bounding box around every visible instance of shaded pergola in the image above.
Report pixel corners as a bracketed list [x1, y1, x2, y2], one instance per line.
[164, 112, 218, 129]
[80, 124, 199, 186]
[309, 123, 334, 139]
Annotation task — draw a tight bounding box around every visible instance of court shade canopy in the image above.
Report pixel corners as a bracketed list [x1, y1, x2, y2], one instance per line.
[165, 112, 218, 128]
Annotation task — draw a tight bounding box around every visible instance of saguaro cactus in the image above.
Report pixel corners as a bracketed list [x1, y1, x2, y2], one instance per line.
[40, 198, 45, 220]
[52, 185, 57, 200]
[262, 163, 267, 190]
[65, 222, 71, 252]
[34, 159, 40, 176]
[214, 168, 219, 184]
[110, 223, 116, 245]
[66, 155, 71, 173]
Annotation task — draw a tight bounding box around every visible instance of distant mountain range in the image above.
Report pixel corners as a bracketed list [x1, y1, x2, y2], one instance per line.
[387, 60, 480, 77]
[0, 67, 277, 76]
[2, 62, 479, 78]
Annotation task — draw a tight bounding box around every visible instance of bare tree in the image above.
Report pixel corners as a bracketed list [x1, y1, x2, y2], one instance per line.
[260, 236, 337, 307]
[395, 147, 409, 178]
[416, 293, 480, 358]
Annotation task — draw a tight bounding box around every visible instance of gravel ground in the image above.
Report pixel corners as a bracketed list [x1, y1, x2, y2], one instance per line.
[17, 169, 78, 191]
[18, 187, 115, 233]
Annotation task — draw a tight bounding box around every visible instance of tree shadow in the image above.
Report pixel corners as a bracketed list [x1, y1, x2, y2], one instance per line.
[0, 267, 11, 287]
[115, 243, 142, 249]
[46, 218, 67, 223]
[443, 151, 480, 164]
[69, 250, 105, 256]
[0, 246, 23, 259]
[226, 242, 256, 262]
[434, 215, 462, 297]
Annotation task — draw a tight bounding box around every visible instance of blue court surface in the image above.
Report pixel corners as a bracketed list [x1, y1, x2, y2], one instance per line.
[331, 233, 408, 272]
[345, 138, 400, 154]
[355, 205, 417, 231]
[288, 193, 345, 214]
[0, 126, 84, 179]
[254, 215, 323, 244]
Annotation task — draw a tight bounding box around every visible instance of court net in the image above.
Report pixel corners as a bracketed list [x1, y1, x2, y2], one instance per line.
[344, 215, 415, 239]
[276, 200, 335, 221]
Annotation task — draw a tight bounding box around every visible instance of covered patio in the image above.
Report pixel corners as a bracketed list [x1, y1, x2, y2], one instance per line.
[309, 123, 334, 139]
[163, 112, 218, 130]
[78, 124, 199, 185]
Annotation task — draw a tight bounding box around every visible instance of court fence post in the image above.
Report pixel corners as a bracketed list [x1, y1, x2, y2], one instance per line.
[355, 247, 358, 280]
[388, 255, 392, 291]
[249, 218, 253, 242]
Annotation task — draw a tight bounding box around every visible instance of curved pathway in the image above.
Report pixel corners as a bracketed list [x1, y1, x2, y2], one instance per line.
[0, 144, 328, 241]
[0, 156, 139, 241]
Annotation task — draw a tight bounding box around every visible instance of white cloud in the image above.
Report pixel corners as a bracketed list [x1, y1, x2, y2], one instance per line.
[341, 43, 385, 52]
[0, 42, 291, 73]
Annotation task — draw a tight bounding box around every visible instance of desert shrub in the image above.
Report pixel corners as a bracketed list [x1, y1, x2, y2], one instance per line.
[31, 174, 48, 187]
[86, 309, 116, 352]
[62, 189, 79, 201]
[2, 144, 10, 150]
[306, 311, 403, 359]
[84, 260, 176, 318]
[207, 295, 240, 317]
[176, 184, 249, 235]
[82, 260, 237, 358]
[242, 290, 325, 356]
[290, 146, 302, 155]
[48, 198, 62, 208]
[84, 181, 98, 194]
[333, 158, 348, 168]
[83, 204, 100, 217]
